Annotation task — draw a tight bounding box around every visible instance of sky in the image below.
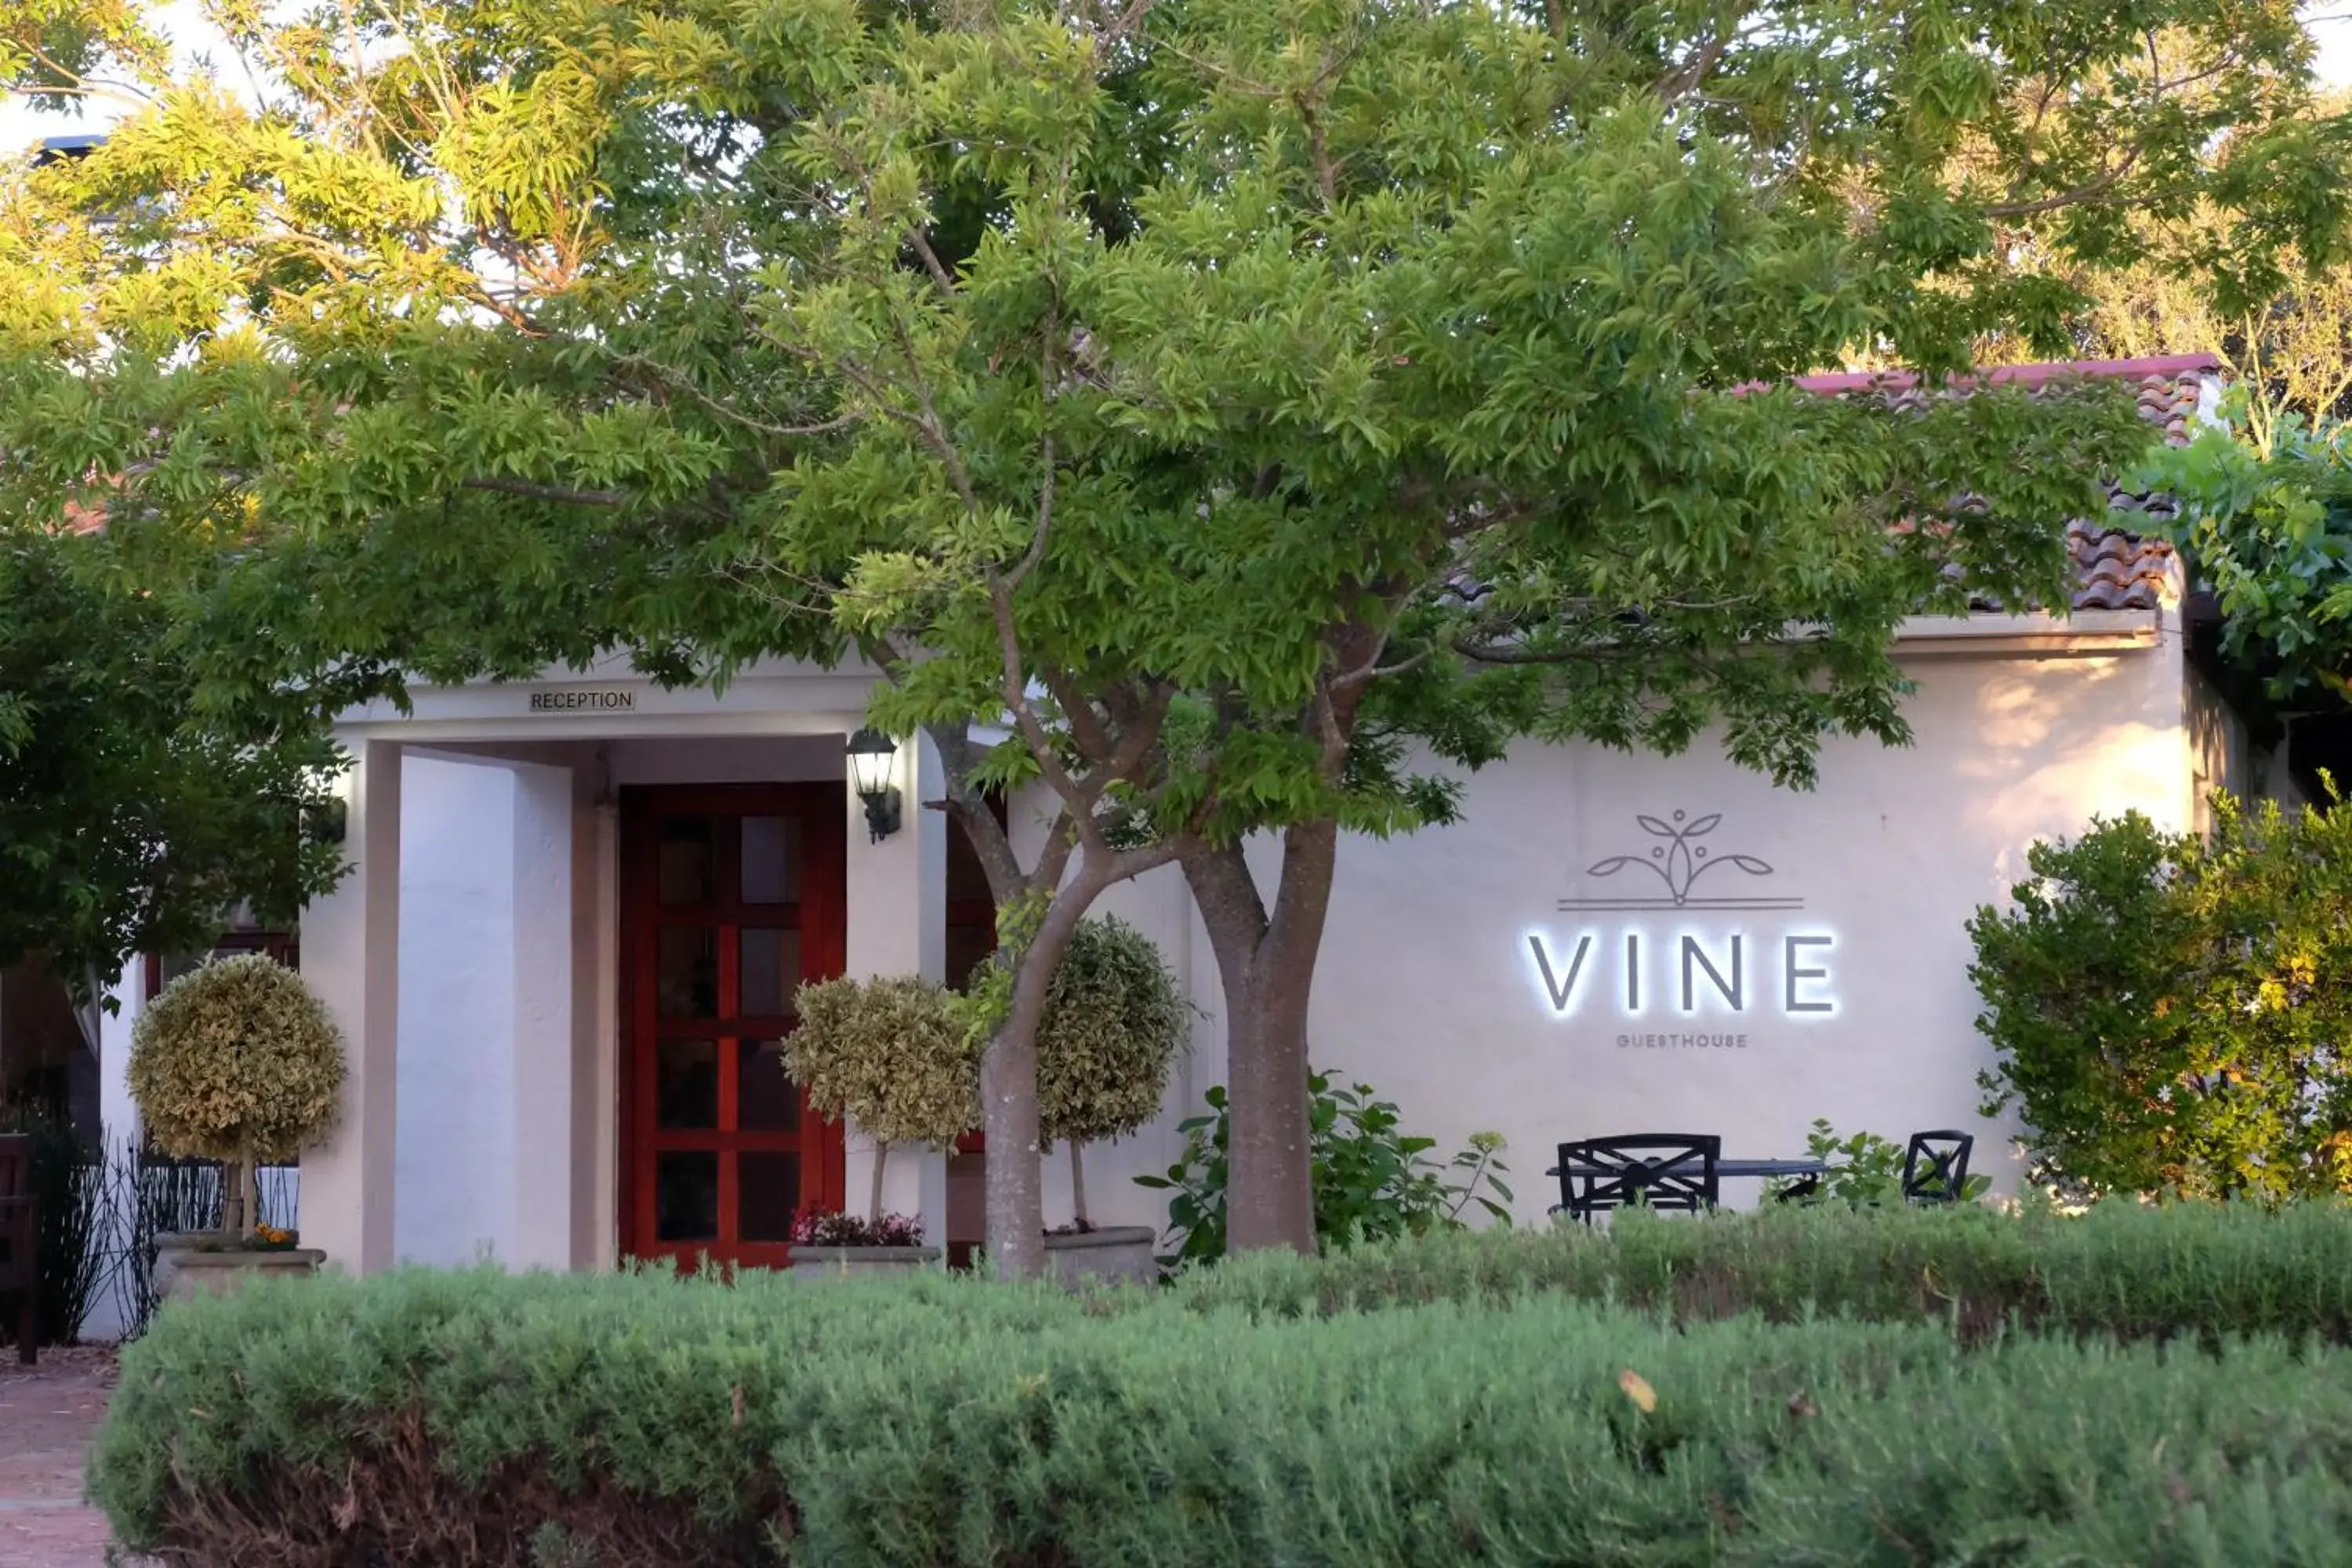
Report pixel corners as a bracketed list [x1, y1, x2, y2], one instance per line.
[8, 4, 2352, 154]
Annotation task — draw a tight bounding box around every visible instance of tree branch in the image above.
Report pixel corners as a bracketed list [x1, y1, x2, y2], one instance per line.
[1985, 147, 2144, 219]
[460, 477, 628, 506]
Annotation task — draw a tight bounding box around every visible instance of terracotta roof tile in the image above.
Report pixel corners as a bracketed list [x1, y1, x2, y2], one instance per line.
[1793, 355, 2213, 614]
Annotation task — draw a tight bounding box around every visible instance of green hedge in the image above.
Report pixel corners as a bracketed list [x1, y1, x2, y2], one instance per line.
[1174, 1200, 2352, 1344]
[92, 1258, 2352, 1566]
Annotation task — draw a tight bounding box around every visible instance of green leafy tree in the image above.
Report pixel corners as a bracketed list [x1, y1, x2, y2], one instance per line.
[4, 0, 2347, 1269]
[1972, 794, 2352, 1202]
[0, 532, 343, 1002]
[2136, 405, 2352, 704]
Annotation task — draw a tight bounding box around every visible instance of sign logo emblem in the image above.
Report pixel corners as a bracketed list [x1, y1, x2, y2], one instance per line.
[1524, 808, 1836, 1029]
[1566, 808, 1801, 911]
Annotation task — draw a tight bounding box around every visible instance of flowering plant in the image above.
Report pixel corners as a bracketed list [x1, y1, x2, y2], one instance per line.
[251, 1225, 298, 1250]
[788, 1209, 925, 1248]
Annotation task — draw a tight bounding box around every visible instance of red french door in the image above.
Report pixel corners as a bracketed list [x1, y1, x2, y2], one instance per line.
[619, 783, 846, 1269]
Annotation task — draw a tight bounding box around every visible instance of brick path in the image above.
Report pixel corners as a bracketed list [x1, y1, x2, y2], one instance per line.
[0, 1347, 118, 1567]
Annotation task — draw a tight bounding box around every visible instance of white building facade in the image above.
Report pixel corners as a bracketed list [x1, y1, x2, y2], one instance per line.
[91, 354, 2292, 1279]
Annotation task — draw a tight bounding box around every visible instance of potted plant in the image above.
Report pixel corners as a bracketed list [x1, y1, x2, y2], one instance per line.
[127, 954, 343, 1300]
[782, 974, 971, 1276]
[1036, 916, 1188, 1287]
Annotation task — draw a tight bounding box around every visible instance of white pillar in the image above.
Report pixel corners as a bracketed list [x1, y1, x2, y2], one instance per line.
[841, 728, 948, 1237]
[508, 758, 576, 1270]
[587, 803, 620, 1268]
[302, 739, 402, 1274]
[96, 978, 142, 1149]
[80, 976, 147, 1340]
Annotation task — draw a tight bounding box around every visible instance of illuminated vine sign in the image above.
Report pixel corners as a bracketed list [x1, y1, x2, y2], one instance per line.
[1523, 811, 1836, 1043]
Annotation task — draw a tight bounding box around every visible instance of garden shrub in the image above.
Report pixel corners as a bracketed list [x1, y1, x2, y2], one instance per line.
[90, 1258, 2352, 1566]
[1171, 1200, 2352, 1345]
[1970, 793, 2352, 1201]
[1762, 1118, 1991, 1206]
[1136, 1069, 1509, 1262]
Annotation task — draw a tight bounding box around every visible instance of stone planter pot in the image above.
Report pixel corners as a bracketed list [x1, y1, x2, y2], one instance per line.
[788, 1244, 942, 1278]
[154, 1233, 325, 1303]
[1043, 1225, 1159, 1287]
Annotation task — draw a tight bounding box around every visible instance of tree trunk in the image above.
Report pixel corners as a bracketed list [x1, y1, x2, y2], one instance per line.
[980, 1008, 1046, 1276]
[867, 1141, 890, 1227]
[1184, 826, 1344, 1258]
[1069, 1141, 1088, 1229]
[224, 1157, 256, 1241]
[981, 887, 1100, 1279]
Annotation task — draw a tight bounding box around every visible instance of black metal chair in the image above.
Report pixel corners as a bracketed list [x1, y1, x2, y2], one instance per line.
[0, 1134, 37, 1364]
[1772, 1172, 1823, 1204]
[1902, 1130, 1974, 1205]
[1553, 1134, 1721, 1223]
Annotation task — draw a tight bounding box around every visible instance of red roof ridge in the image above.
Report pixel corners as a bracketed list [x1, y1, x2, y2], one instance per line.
[1791, 354, 2222, 396]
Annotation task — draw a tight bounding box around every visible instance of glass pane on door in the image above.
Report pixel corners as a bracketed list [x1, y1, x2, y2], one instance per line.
[739, 1039, 797, 1131]
[655, 1152, 720, 1242]
[741, 816, 802, 905]
[658, 927, 720, 1018]
[739, 929, 800, 1018]
[655, 1040, 720, 1129]
[658, 818, 717, 905]
[739, 1152, 801, 1242]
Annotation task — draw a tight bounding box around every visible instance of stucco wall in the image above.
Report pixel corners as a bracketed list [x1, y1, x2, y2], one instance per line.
[1240, 637, 2194, 1216]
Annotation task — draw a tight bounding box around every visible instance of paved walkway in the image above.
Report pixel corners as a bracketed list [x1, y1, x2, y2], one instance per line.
[0, 1348, 118, 1567]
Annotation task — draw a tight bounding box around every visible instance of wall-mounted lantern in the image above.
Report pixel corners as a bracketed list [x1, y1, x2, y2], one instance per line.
[302, 797, 349, 847]
[846, 728, 902, 842]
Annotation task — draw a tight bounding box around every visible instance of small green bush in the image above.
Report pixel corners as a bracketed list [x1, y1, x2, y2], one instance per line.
[89, 1254, 2352, 1566]
[1762, 1118, 1991, 1206]
[1971, 793, 2352, 1201]
[1137, 1069, 1510, 1263]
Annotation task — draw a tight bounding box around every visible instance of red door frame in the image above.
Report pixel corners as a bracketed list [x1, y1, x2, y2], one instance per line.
[617, 782, 847, 1269]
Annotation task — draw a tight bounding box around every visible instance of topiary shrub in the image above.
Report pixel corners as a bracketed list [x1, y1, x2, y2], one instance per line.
[1036, 916, 1189, 1229]
[784, 974, 975, 1227]
[126, 955, 343, 1241]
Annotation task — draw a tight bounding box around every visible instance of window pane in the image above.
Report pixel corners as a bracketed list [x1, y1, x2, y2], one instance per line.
[741, 816, 802, 905]
[657, 927, 719, 1019]
[739, 929, 800, 1018]
[738, 1039, 797, 1131]
[655, 1152, 719, 1242]
[657, 818, 716, 905]
[739, 1152, 801, 1243]
[655, 1040, 719, 1130]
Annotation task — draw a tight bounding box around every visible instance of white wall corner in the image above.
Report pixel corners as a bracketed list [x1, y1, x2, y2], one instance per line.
[508, 758, 577, 1271]
[300, 738, 404, 1274]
